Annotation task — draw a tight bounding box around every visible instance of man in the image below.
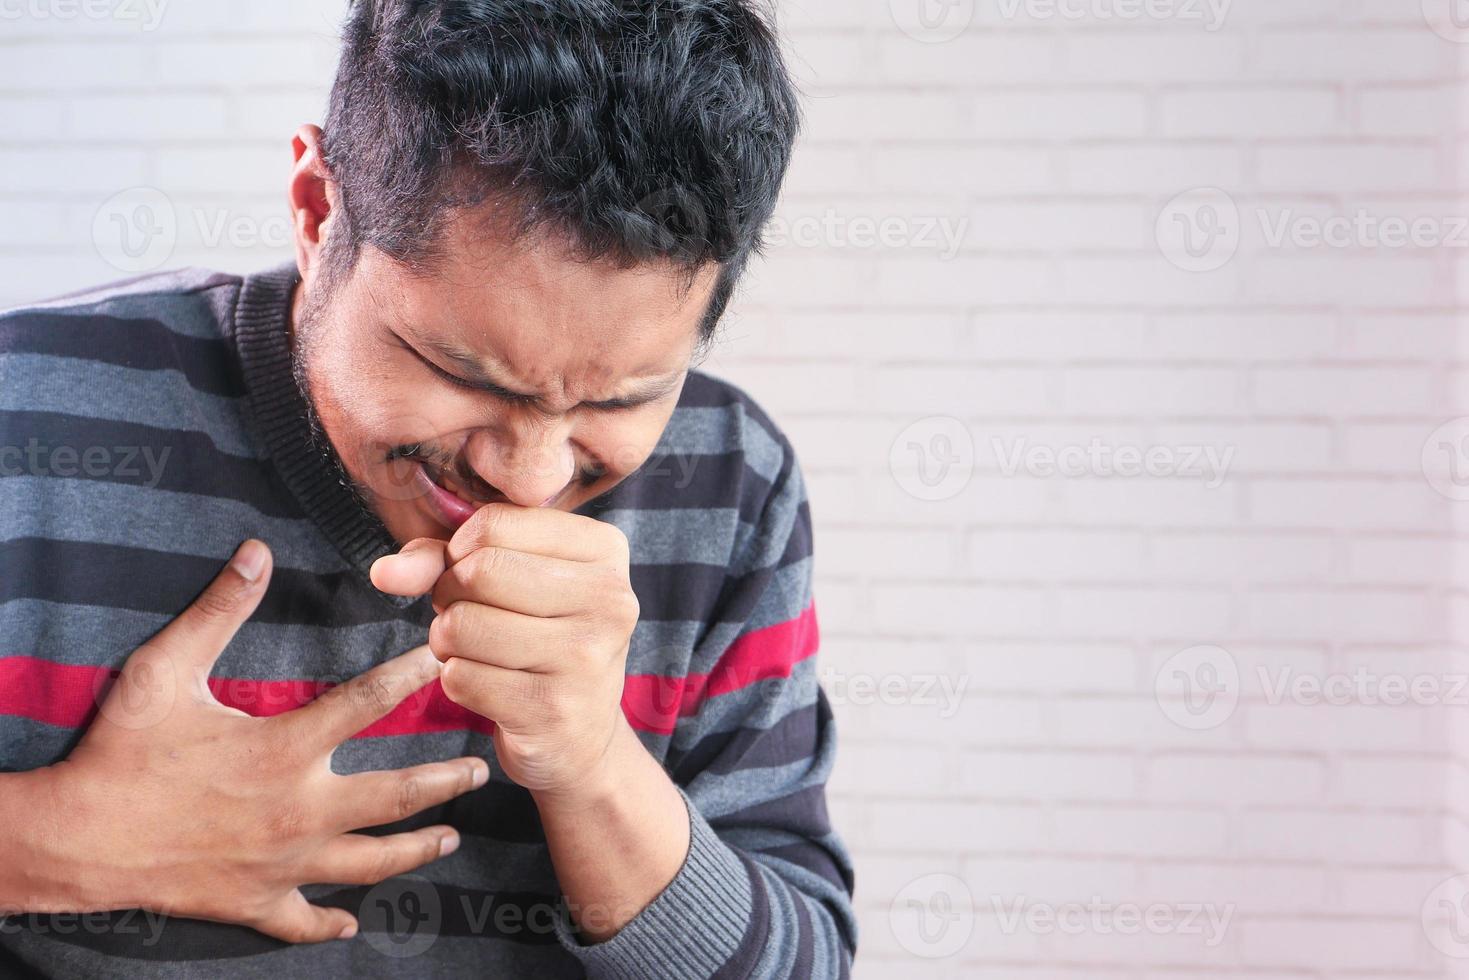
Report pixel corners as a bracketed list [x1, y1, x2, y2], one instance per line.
[0, 1, 855, 977]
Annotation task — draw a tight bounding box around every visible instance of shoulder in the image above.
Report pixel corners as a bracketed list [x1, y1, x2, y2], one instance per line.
[0, 266, 257, 457]
[657, 369, 811, 574]
[0, 266, 241, 346]
[664, 368, 807, 506]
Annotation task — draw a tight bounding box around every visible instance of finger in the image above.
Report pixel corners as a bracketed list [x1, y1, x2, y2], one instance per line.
[428, 601, 567, 671]
[370, 537, 450, 598]
[446, 502, 619, 566]
[439, 657, 543, 729]
[303, 826, 461, 886]
[430, 546, 592, 618]
[330, 757, 489, 833]
[285, 645, 442, 749]
[144, 540, 272, 678]
[250, 889, 358, 944]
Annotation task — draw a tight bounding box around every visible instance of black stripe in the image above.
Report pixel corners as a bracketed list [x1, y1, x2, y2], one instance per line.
[756, 842, 855, 904]
[0, 411, 296, 517]
[0, 884, 564, 962]
[0, 539, 426, 629]
[709, 852, 771, 980]
[580, 448, 776, 523]
[711, 784, 833, 843]
[0, 312, 245, 398]
[791, 885, 816, 979]
[668, 702, 821, 783]
[0, 534, 788, 635]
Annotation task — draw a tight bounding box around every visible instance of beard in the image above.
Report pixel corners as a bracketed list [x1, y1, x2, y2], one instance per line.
[289, 281, 393, 534]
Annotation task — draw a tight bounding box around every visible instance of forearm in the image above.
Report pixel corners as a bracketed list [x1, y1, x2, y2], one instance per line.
[533, 720, 690, 941]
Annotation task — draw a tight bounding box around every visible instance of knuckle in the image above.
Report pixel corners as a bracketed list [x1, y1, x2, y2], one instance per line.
[394, 775, 425, 818]
[192, 582, 243, 622]
[266, 800, 311, 841]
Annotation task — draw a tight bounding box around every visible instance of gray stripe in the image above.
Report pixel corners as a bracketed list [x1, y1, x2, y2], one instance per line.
[1, 479, 341, 572]
[2, 267, 238, 339]
[670, 659, 822, 749]
[658, 403, 786, 484]
[0, 599, 428, 678]
[686, 756, 831, 821]
[602, 507, 741, 566]
[0, 354, 260, 458]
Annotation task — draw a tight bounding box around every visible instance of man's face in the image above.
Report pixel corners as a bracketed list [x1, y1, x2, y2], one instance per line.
[291, 210, 717, 545]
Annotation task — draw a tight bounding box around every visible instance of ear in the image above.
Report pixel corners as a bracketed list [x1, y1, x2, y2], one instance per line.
[288, 123, 337, 284]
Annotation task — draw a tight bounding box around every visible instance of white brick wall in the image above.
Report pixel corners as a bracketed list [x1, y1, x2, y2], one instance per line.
[6, 0, 1469, 975]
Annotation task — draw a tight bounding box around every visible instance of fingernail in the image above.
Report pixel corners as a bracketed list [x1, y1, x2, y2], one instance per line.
[471, 761, 490, 789]
[337, 922, 357, 941]
[439, 830, 461, 858]
[231, 540, 267, 582]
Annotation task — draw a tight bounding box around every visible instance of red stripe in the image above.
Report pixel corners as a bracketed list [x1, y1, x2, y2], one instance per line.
[620, 602, 820, 735]
[0, 603, 819, 739]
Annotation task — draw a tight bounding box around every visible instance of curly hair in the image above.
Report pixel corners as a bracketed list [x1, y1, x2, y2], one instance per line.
[319, 0, 802, 340]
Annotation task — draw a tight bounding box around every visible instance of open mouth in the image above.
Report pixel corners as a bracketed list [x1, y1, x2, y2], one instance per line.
[414, 461, 495, 530]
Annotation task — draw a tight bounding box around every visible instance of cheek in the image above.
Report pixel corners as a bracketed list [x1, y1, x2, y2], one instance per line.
[577, 411, 674, 478]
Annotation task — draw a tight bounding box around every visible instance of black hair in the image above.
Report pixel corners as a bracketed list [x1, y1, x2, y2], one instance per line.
[320, 0, 802, 342]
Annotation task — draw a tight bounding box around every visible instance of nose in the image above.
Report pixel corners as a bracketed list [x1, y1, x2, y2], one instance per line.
[462, 424, 574, 508]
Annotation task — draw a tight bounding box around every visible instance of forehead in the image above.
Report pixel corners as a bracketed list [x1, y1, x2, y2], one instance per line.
[354, 216, 717, 389]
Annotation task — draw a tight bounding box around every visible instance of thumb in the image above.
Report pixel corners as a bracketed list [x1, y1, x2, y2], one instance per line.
[148, 539, 272, 679]
[252, 890, 358, 945]
[370, 537, 449, 598]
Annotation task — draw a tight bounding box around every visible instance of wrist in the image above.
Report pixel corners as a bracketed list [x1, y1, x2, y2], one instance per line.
[0, 766, 78, 912]
[531, 718, 644, 816]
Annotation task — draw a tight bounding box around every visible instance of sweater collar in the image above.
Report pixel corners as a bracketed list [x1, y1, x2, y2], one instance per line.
[231, 261, 407, 590]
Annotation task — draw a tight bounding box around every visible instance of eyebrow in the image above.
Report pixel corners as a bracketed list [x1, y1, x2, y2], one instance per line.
[413, 335, 683, 410]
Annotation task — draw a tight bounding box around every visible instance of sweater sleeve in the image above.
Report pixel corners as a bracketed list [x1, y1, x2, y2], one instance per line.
[552, 433, 857, 978]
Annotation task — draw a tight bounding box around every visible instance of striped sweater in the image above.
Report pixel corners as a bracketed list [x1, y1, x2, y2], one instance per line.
[0, 263, 856, 978]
